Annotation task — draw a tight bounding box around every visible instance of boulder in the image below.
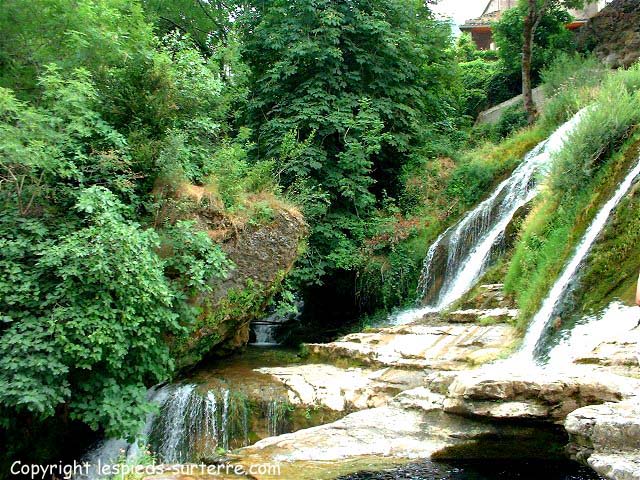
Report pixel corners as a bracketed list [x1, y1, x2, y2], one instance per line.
[174, 208, 307, 367]
[576, 0, 640, 69]
[566, 399, 640, 480]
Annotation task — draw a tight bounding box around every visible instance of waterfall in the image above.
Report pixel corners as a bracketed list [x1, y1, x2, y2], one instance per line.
[393, 110, 586, 325]
[148, 384, 251, 462]
[249, 299, 303, 346]
[251, 322, 280, 346]
[78, 385, 170, 479]
[517, 156, 640, 363]
[79, 383, 293, 478]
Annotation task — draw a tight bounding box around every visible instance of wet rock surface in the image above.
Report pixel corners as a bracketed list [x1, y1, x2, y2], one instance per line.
[257, 364, 425, 412]
[148, 292, 640, 480]
[335, 459, 603, 480]
[305, 321, 517, 370]
[232, 299, 640, 479]
[444, 368, 638, 424]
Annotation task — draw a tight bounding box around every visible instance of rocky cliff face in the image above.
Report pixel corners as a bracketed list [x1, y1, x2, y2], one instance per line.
[577, 0, 640, 68]
[161, 184, 307, 368]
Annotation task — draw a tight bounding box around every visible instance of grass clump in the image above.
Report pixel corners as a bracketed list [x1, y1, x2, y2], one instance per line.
[539, 53, 607, 129]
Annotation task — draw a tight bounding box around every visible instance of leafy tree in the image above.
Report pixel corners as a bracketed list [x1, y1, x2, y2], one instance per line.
[0, 0, 153, 95]
[142, 0, 239, 54]
[517, 0, 584, 122]
[455, 33, 499, 62]
[0, 67, 134, 213]
[458, 59, 501, 118]
[240, 0, 455, 283]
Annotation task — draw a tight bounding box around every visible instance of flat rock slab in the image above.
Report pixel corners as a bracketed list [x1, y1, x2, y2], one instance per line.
[236, 387, 560, 466]
[306, 323, 517, 370]
[255, 364, 425, 411]
[445, 366, 639, 424]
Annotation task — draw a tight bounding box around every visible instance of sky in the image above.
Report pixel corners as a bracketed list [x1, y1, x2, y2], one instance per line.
[430, 0, 488, 33]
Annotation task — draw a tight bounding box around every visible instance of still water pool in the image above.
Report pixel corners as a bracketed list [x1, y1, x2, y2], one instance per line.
[336, 460, 603, 480]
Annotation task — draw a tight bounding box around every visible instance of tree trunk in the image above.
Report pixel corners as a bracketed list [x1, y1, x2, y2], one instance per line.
[522, 0, 537, 124]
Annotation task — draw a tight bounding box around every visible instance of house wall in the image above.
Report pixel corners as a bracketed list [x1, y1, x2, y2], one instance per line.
[569, 0, 610, 19]
[472, 29, 494, 50]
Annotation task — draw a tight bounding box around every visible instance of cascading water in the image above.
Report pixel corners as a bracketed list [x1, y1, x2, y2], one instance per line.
[544, 301, 640, 368]
[251, 322, 280, 346]
[249, 300, 303, 346]
[393, 110, 586, 325]
[79, 382, 293, 478]
[516, 156, 640, 363]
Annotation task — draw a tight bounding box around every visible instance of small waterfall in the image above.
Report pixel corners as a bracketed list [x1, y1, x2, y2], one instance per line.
[149, 384, 250, 462]
[80, 383, 294, 477]
[393, 110, 586, 325]
[518, 156, 640, 362]
[78, 386, 170, 479]
[251, 322, 280, 346]
[249, 299, 303, 346]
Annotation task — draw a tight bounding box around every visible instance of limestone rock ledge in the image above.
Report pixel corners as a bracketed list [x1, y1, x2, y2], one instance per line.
[306, 322, 517, 370]
[238, 387, 567, 465]
[566, 399, 640, 480]
[443, 368, 637, 424]
[256, 364, 426, 412]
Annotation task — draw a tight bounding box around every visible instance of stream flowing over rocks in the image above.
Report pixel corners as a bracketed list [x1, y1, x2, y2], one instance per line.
[102, 113, 640, 480]
[213, 296, 638, 480]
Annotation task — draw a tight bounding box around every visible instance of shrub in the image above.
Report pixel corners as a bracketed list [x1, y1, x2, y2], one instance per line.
[539, 53, 607, 128]
[549, 68, 640, 195]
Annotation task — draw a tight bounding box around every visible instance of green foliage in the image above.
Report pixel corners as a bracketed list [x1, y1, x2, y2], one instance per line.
[455, 33, 498, 62]
[446, 125, 548, 207]
[493, 2, 575, 82]
[549, 65, 640, 195]
[0, 0, 153, 95]
[539, 53, 607, 128]
[161, 220, 233, 297]
[240, 0, 457, 283]
[458, 59, 501, 118]
[0, 188, 180, 438]
[446, 162, 496, 207]
[576, 179, 640, 310]
[0, 0, 268, 454]
[0, 68, 133, 212]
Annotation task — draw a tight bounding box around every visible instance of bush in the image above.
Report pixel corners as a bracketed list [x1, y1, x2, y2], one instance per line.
[458, 59, 500, 118]
[0, 188, 181, 439]
[549, 66, 640, 195]
[539, 53, 607, 128]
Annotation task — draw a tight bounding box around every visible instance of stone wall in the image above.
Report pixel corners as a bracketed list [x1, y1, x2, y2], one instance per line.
[576, 0, 640, 68]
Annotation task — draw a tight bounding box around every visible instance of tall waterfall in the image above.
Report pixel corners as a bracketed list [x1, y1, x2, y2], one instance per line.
[517, 156, 640, 363]
[394, 110, 586, 325]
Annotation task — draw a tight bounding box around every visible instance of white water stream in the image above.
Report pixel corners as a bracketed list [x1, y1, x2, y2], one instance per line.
[516, 156, 640, 362]
[394, 110, 586, 325]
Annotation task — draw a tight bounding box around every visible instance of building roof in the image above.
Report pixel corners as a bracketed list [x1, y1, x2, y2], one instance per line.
[459, 10, 501, 30]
